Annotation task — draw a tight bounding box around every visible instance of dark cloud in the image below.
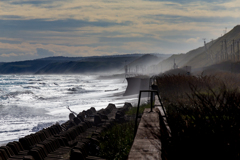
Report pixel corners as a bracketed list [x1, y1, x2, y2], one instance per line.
[0, 54, 38, 62]
[0, 39, 21, 44]
[144, 0, 227, 4]
[10, 1, 50, 5]
[0, 50, 32, 62]
[0, 15, 23, 19]
[0, 19, 132, 32]
[99, 36, 157, 43]
[36, 48, 54, 58]
[151, 14, 239, 24]
[0, 48, 55, 62]
[5, 0, 64, 6]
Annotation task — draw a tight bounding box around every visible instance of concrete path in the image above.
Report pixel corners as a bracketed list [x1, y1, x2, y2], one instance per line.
[128, 108, 161, 160]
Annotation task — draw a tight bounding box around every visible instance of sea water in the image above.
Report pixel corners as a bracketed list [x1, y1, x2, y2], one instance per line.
[0, 74, 138, 146]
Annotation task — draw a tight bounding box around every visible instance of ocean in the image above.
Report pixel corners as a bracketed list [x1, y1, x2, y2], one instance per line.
[0, 74, 139, 146]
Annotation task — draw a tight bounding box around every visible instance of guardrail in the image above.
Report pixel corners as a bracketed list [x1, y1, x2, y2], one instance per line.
[134, 90, 167, 137]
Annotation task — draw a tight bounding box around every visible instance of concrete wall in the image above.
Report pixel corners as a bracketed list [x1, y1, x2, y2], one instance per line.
[123, 77, 150, 97]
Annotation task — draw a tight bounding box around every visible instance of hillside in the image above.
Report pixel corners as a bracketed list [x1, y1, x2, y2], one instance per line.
[0, 60, 54, 74]
[193, 60, 240, 75]
[0, 54, 172, 74]
[36, 54, 170, 74]
[127, 54, 164, 68]
[159, 25, 240, 71]
[0, 56, 86, 74]
[158, 41, 214, 72]
[187, 25, 240, 68]
[36, 56, 138, 74]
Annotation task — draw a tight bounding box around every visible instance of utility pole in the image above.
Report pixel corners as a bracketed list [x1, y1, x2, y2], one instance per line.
[233, 39, 235, 61]
[238, 40, 240, 61]
[124, 60, 128, 78]
[203, 38, 207, 52]
[216, 53, 218, 63]
[211, 39, 215, 62]
[221, 40, 223, 61]
[225, 39, 228, 60]
[203, 38, 210, 61]
[173, 59, 177, 69]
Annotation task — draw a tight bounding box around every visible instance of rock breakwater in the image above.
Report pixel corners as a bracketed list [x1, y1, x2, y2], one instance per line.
[0, 102, 133, 160]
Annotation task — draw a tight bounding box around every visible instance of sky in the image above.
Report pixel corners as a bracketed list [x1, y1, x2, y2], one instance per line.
[0, 0, 240, 62]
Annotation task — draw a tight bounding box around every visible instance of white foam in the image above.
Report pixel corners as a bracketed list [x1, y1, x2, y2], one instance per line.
[0, 74, 138, 145]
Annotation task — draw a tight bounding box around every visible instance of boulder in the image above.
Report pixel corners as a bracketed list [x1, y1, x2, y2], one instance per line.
[90, 107, 96, 113]
[73, 117, 81, 125]
[94, 114, 102, 126]
[69, 113, 75, 121]
[70, 149, 85, 160]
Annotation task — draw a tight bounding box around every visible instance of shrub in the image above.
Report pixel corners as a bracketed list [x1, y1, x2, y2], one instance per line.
[125, 103, 150, 116]
[98, 103, 150, 159]
[156, 74, 240, 160]
[99, 121, 135, 160]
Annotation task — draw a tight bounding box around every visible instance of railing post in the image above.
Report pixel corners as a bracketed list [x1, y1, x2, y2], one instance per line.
[150, 91, 153, 112]
[134, 90, 167, 138]
[134, 91, 142, 137]
[156, 91, 167, 118]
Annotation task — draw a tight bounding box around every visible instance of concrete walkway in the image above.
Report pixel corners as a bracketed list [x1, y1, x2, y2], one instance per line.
[128, 108, 161, 160]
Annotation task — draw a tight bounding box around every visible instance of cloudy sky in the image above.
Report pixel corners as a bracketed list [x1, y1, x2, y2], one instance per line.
[0, 0, 239, 62]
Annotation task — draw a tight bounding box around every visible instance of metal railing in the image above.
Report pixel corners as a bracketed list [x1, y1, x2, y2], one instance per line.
[134, 90, 166, 137]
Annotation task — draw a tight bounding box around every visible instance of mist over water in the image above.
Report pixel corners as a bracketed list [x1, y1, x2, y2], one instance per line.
[0, 74, 138, 146]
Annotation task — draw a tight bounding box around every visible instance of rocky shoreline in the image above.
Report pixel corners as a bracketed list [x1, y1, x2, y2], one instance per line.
[0, 76, 152, 160]
[0, 102, 133, 160]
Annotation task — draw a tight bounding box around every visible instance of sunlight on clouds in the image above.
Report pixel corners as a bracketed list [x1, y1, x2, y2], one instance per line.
[0, 0, 237, 22]
[0, 0, 239, 61]
[1, 53, 18, 57]
[219, 0, 240, 8]
[0, 41, 122, 57]
[186, 37, 201, 43]
[0, 37, 21, 41]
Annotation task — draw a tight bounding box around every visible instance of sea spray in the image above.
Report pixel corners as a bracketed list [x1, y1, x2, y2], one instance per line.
[0, 74, 138, 145]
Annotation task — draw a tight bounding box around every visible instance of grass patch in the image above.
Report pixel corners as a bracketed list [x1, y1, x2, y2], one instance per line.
[98, 121, 135, 160]
[98, 103, 151, 160]
[125, 103, 151, 116]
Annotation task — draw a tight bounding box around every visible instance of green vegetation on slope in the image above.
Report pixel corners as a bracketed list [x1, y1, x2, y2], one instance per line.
[99, 121, 135, 160]
[125, 103, 150, 116]
[98, 103, 151, 160]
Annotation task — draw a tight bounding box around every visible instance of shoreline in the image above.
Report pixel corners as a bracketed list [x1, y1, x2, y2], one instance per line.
[0, 74, 149, 146]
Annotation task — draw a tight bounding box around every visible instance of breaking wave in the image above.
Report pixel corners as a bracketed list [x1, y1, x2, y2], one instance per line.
[0, 90, 34, 100]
